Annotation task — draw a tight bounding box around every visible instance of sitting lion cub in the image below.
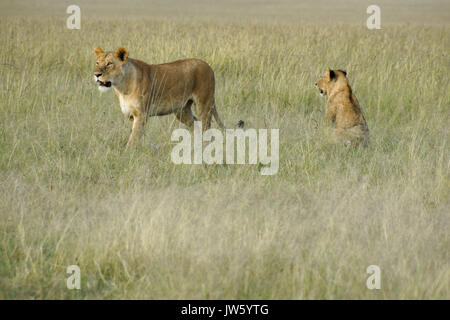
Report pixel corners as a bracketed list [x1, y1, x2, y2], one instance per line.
[93, 47, 225, 149]
[315, 68, 369, 146]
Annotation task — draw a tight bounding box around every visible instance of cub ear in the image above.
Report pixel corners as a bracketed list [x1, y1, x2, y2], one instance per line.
[94, 47, 104, 57]
[328, 68, 336, 80]
[114, 47, 129, 63]
[339, 69, 347, 76]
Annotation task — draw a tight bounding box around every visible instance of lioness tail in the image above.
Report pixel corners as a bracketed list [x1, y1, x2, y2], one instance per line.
[212, 103, 226, 129]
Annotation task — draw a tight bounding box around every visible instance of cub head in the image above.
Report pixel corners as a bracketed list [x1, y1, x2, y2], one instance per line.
[93, 47, 129, 92]
[315, 68, 347, 96]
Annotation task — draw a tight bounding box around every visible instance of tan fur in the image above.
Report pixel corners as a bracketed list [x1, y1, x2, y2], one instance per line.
[93, 47, 225, 149]
[315, 68, 369, 146]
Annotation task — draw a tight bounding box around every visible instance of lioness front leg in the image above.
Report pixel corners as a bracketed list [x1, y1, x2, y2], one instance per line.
[125, 113, 145, 149]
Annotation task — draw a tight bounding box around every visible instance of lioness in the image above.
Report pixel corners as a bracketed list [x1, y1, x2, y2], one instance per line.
[93, 47, 225, 148]
[315, 68, 369, 146]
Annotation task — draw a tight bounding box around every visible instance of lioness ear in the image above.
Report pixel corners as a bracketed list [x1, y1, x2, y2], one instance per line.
[339, 69, 347, 76]
[115, 47, 128, 63]
[94, 47, 104, 57]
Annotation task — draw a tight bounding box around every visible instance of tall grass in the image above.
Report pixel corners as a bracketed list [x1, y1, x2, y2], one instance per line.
[0, 1, 448, 299]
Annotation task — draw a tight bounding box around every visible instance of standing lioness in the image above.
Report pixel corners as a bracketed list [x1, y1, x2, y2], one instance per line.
[93, 47, 225, 148]
[315, 68, 369, 146]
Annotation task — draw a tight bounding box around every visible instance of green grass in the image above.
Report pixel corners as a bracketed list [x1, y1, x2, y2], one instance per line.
[0, 0, 449, 299]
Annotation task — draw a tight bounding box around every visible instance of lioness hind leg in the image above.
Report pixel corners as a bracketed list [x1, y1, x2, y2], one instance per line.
[200, 109, 212, 131]
[175, 100, 197, 127]
[195, 99, 213, 131]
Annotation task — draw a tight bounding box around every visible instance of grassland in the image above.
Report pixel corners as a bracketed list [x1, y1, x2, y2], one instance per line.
[0, 0, 449, 299]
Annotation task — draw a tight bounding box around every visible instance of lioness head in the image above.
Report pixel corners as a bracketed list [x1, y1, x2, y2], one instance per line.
[315, 68, 347, 96]
[93, 47, 129, 92]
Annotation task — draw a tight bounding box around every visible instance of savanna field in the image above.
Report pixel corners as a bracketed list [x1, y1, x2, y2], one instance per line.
[0, 0, 449, 299]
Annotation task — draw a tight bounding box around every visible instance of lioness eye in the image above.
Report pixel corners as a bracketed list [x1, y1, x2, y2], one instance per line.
[107, 62, 112, 66]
